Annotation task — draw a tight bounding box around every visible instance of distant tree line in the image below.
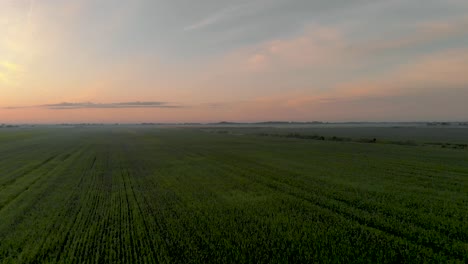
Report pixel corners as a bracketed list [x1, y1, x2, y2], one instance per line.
[426, 122, 468, 126]
[256, 132, 467, 149]
[0, 124, 19, 128]
[257, 132, 378, 144]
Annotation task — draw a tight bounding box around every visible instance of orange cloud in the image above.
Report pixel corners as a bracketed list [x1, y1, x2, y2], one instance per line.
[208, 15, 468, 80]
[223, 25, 349, 74]
[2, 10, 468, 122]
[203, 46, 468, 121]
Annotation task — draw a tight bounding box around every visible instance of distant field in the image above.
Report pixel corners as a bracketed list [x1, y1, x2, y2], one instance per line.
[0, 126, 467, 263]
[197, 124, 468, 144]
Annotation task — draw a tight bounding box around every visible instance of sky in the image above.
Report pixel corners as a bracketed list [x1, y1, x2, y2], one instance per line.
[1, 0, 468, 123]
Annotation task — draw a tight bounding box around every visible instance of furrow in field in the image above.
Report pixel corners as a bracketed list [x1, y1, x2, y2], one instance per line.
[127, 145, 440, 262]
[56, 147, 107, 263]
[0, 147, 83, 215]
[120, 141, 183, 262]
[0, 145, 87, 262]
[0, 141, 78, 188]
[212, 157, 467, 260]
[122, 162, 189, 262]
[0, 141, 77, 179]
[121, 166, 156, 262]
[50, 154, 98, 263]
[0, 153, 58, 188]
[25, 146, 90, 262]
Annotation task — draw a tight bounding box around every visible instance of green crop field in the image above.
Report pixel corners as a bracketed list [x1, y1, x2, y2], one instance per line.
[0, 126, 467, 263]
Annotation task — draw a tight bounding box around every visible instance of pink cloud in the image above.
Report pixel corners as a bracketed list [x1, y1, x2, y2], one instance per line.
[3, 13, 468, 123]
[208, 16, 468, 79]
[205, 47, 468, 121]
[232, 26, 348, 73]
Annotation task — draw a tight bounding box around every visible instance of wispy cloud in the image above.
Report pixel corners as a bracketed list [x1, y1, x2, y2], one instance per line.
[184, 6, 237, 31]
[4, 101, 182, 110]
[183, 0, 273, 31]
[43, 101, 181, 109]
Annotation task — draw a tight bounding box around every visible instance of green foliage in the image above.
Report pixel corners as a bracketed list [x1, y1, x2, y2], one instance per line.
[0, 127, 467, 263]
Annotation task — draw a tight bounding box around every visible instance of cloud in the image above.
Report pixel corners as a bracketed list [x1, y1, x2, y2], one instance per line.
[4, 101, 182, 110]
[201, 25, 348, 77]
[183, 0, 273, 31]
[190, 13, 468, 101]
[184, 5, 238, 31]
[190, 43, 468, 122]
[235, 16, 468, 73]
[42, 101, 181, 109]
[280, 47, 468, 106]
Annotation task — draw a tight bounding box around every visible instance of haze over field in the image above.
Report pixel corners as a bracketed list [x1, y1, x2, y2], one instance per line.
[1, 0, 468, 123]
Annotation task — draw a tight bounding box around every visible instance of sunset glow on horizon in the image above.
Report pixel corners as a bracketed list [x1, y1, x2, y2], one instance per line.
[1, 0, 468, 123]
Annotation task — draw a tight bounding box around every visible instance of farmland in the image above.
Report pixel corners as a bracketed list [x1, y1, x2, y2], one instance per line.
[0, 125, 467, 263]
